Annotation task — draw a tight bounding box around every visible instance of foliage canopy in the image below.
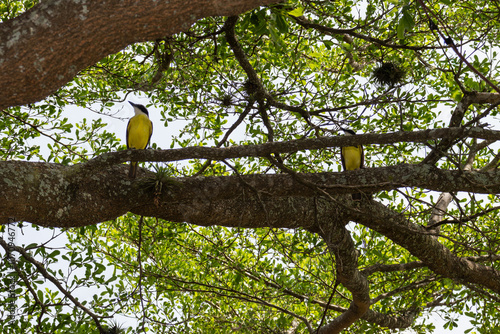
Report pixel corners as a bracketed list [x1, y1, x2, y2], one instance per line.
[2, 0, 500, 333]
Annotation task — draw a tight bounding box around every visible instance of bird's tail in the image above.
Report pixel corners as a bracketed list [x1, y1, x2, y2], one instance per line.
[129, 162, 137, 179]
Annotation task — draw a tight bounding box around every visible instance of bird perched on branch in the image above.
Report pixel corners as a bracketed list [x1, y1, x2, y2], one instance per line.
[126, 101, 153, 178]
[340, 128, 364, 200]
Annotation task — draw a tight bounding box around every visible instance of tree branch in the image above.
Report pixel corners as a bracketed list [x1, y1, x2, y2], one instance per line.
[0, 238, 108, 331]
[361, 261, 425, 277]
[85, 126, 500, 169]
[353, 201, 500, 294]
[290, 15, 444, 51]
[317, 219, 370, 333]
[0, 0, 280, 109]
[223, 15, 313, 122]
[5, 160, 500, 226]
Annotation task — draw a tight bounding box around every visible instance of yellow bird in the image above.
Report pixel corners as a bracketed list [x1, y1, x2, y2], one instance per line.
[126, 101, 153, 178]
[340, 128, 364, 200]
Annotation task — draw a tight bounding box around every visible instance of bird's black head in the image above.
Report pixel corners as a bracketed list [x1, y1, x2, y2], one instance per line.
[340, 128, 356, 136]
[128, 101, 149, 116]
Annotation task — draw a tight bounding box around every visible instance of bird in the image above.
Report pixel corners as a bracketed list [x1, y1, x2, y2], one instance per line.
[126, 101, 153, 178]
[340, 128, 364, 200]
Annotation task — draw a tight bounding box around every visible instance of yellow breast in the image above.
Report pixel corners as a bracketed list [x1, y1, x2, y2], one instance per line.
[127, 114, 152, 150]
[342, 146, 362, 170]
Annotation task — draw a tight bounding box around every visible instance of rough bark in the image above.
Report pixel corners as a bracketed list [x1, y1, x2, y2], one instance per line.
[317, 207, 370, 334]
[3, 152, 500, 226]
[1, 159, 500, 227]
[0, 0, 280, 109]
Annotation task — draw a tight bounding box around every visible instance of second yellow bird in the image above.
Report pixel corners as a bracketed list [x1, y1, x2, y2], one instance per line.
[340, 128, 364, 200]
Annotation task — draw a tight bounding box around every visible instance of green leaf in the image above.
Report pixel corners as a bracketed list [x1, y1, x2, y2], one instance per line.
[397, 6, 415, 39]
[287, 7, 304, 17]
[397, 20, 406, 39]
[274, 13, 289, 34]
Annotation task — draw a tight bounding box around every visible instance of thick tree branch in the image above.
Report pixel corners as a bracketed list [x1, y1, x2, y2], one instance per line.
[0, 0, 280, 109]
[4, 159, 500, 226]
[317, 217, 370, 333]
[352, 201, 500, 294]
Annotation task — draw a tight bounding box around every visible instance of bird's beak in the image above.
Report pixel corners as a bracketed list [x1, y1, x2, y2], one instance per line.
[128, 101, 136, 107]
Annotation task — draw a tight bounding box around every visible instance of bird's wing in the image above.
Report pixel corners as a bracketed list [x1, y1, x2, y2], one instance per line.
[146, 119, 153, 148]
[126, 118, 132, 149]
[340, 147, 346, 171]
[360, 145, 364, 169]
